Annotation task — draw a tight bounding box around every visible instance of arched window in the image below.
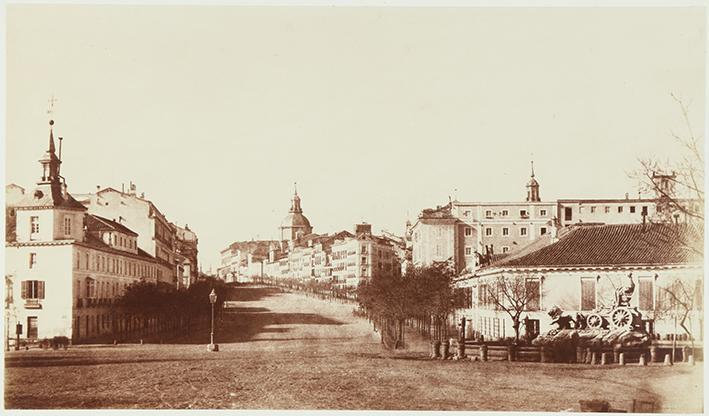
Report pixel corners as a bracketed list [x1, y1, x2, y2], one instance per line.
[85, 277, 96, 299]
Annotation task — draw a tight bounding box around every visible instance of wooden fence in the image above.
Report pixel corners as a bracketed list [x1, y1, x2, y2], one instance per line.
[458, 340, 702, 364]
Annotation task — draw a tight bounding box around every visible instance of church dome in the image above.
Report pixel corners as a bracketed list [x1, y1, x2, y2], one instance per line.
[281, 212, 312, 229]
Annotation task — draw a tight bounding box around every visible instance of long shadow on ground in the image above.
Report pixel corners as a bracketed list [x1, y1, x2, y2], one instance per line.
[166, 285, 346, 344]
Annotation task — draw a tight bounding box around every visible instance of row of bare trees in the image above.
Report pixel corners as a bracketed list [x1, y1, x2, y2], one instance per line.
[356, 263, 461, 348]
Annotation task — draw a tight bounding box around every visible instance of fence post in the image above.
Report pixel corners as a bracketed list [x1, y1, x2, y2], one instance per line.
[480, 344, 488, 362]
[576, 346, 585, 364]
[650, 346, 658, 363]
[540, 346, 547, 363]
[507, 344, 516, 362]
[619, 352, 626, 366]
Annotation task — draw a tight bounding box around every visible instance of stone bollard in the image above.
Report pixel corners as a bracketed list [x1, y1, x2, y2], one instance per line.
[613, 347, 620, 364]
[140, 339, 144, 345]
[664, 353, 673, 366]
[441, 340, 450, 359]
[457, 339, 466, 359]
[480, 344, 488, 362]
[639, 354, 647, 366]
[540, 346, 547, 363]
[601, 352, 608, 365]
[585, 348, 593, 364]
[590, 351, 598, 365]
[650, 346, 658, 363]
[576, 346, 585, 363]
[431, 340, 441, 359]
[682, 346, 689, 363]
[688, 355, 695, 366]
[619, 352, 626, 366]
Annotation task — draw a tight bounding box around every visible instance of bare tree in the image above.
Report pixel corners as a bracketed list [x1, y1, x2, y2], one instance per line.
[485, 273, 541, 342]
[655, 278, 702, 347]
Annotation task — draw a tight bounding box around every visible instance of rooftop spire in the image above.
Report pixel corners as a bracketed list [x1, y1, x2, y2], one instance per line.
[530, 159, 535, 178]
[48, 120, 56, 154]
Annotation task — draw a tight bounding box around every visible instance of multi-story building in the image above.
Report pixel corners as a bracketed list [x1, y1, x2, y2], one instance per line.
[218, 240, 275, 282]
[5, 120, 170, 344]
[412, 165, 555, 274]
[74, 183, 183, 288]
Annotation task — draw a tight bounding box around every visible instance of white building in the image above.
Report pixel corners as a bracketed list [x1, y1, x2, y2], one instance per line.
[455, 223, 703, 342]
[5, 120, 171, 344]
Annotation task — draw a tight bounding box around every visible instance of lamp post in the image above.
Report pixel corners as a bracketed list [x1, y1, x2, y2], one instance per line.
[207, 289, 219, 352]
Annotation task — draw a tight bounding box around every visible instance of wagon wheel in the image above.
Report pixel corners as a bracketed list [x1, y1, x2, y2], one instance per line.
[610, 307, 633, 330]
[586, 313, 604, 329]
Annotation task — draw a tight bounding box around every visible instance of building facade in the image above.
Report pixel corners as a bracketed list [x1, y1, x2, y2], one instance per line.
[455, 223, 703, 342]
[5, 120, 171, 344]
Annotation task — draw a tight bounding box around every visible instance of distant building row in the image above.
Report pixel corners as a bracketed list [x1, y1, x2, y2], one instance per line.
[218, 189, 408, 288]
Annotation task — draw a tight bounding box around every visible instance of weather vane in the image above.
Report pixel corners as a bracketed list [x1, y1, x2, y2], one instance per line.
[47, 95, 58, 116]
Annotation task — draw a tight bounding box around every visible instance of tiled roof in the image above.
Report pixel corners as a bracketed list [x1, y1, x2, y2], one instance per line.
[86, 214, 139, 236]
[16, 184, 87, 211]
[495, 223, 702, 268]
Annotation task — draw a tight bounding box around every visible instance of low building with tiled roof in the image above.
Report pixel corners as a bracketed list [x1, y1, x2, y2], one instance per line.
[454, 223, 703, 343]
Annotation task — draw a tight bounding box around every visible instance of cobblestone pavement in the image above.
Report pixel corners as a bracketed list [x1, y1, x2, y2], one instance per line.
[4, 286, 703, 411]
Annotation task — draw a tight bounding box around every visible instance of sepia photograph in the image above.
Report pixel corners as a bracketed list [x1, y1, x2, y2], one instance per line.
[2, 1, 706, 413]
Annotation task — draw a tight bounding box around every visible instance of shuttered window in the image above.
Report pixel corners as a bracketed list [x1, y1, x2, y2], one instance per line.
[638, 278, 654, 310]
[525, 279, 540, 311]
[581, 278, 596, 311]
[21, 281, 45, 299]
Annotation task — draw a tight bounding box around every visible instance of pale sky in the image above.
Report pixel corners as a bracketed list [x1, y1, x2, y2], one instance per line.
[5, 5, 705, 271]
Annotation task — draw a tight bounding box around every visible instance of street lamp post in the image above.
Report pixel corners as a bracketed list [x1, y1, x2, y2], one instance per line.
[207, 289, 219, 352]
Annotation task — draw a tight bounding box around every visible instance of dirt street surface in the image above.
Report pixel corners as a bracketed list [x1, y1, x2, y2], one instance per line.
[4, 286, 703, 411]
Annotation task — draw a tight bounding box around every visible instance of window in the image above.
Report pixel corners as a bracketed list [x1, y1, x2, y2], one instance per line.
[520, 227, 528, 236]
[642, 206, 648, 216]
[502, 246, 509, 253]
[590, 206, 596, 213]
[604, 206, 610, 213]
[64, 216, 72, 236]
[485, 210, 493, 218]
[501, 210, 509, 217]
[581, 278, 596, 311]
[463, 210, 471, 217]
[519, 210, 528, 218]
[21, 281, 45, 299]
[27, 317, 38, 339]
[630, 206, 636, 214]
[464, 227, 472, 237]
[86, 278, 96, 299]
[525, 279, 540, 311]
[540, 227, 547, 235]
[540, 209, 547, 216]
[478, 284, 489, 307]
[618, 206, 623, 213]
[465, 247, 472, 255]
[638, 277, 653, 310]
[29, 253, 37, 269]
[30, 216, 40, 238]
[485, 228, 493, 236]
[502, 227, 509, 236]
[564, 207, 572, 221]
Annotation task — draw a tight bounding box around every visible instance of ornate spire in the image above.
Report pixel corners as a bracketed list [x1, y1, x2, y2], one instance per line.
[39, 119, 61, 184]
[530, 160, 535, 178]
[290, 182, 303, 213]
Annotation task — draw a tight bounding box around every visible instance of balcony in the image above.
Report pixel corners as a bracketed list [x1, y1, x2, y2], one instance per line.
[24, 299, 42, 309]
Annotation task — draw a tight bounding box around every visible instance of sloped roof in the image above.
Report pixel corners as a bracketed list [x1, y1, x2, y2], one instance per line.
[86, 214, 139, 236]
[16, 184, 87, 211]
[494, 223, 702, 268]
